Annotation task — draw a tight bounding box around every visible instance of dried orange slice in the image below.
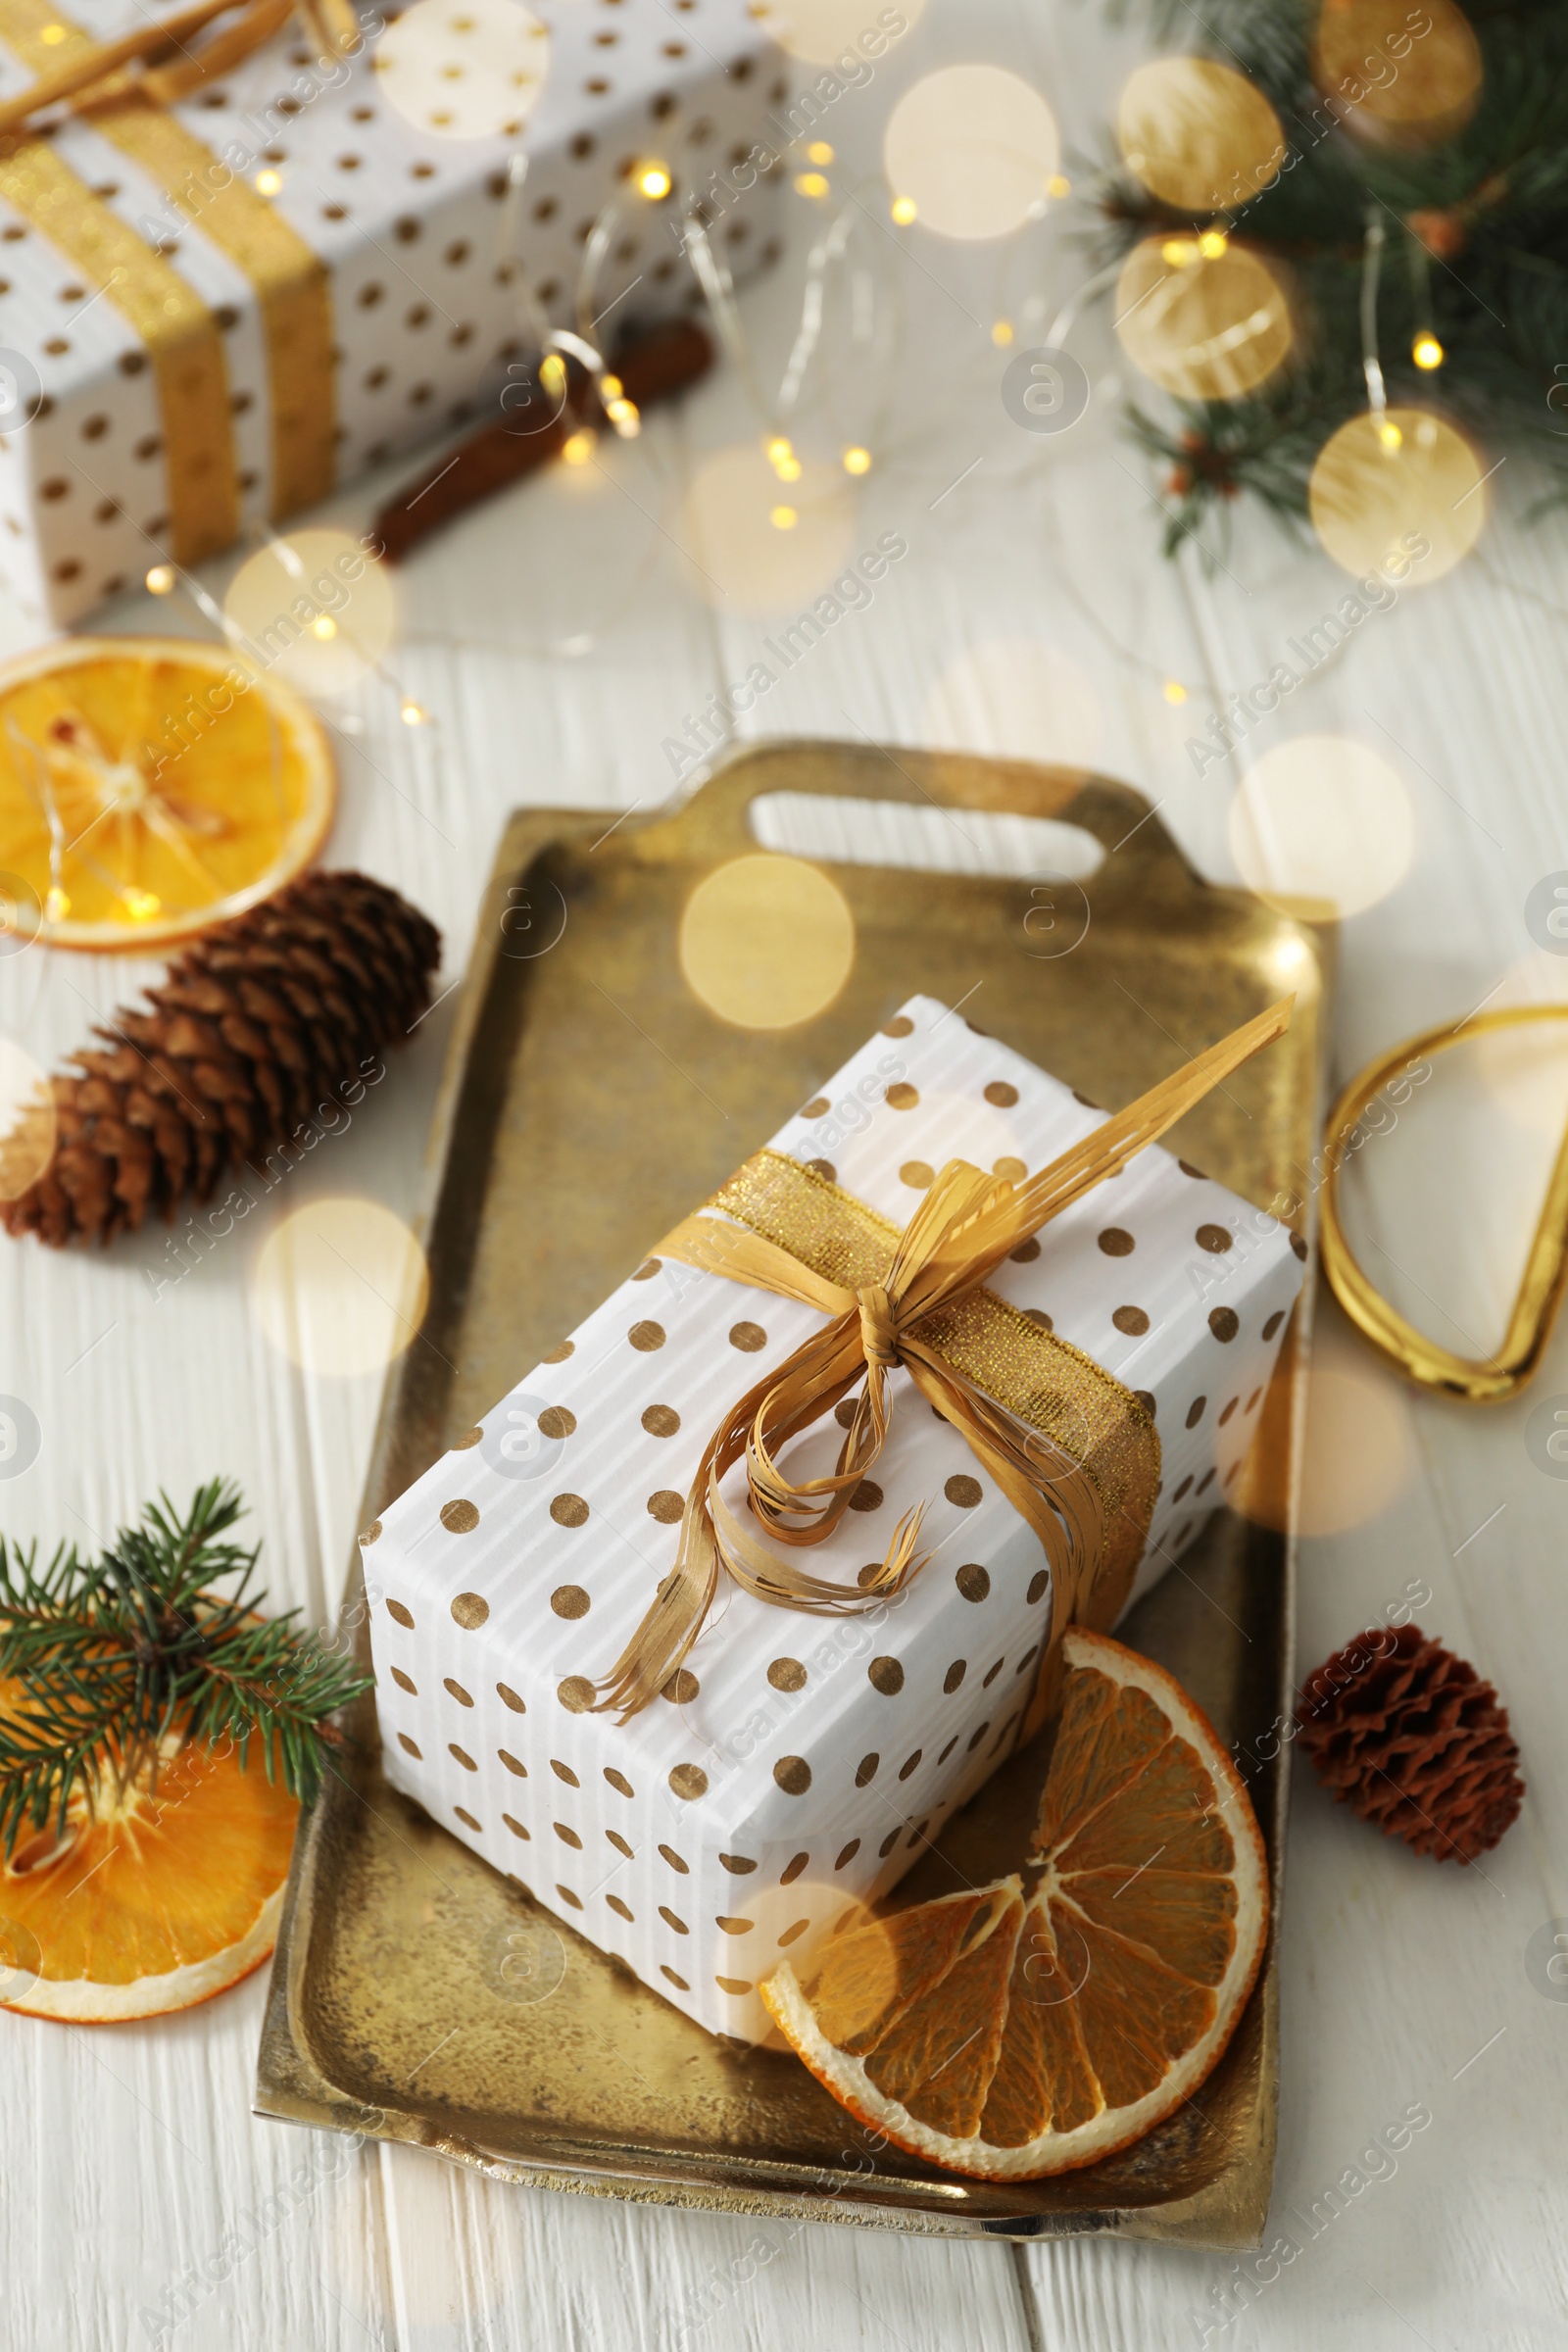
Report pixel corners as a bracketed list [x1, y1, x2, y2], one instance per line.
[0, 1720, 299, 2022]
[0, 635, 333, 951]
[760, 1628, 1268, 2177]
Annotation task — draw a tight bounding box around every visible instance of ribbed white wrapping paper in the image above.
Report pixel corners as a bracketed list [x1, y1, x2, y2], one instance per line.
[368, 996, 1303, 2042]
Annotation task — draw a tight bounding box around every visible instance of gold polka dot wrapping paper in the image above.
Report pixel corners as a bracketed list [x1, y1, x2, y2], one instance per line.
[0, 0, 783, 627]
[368, 996, 1305, 2045]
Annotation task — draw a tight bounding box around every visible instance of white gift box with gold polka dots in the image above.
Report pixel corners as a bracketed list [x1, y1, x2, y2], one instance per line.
[0, 0, 783, 627]
[368, 996, 1304, 2043]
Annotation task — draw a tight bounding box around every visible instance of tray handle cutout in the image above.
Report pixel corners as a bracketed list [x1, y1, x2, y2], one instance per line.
[688, 740, 1200, 908]
[749, 789, 1105, 882]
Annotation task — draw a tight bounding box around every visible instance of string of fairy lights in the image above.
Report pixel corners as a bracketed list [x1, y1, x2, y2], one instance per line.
[106, 5, 1511, 771]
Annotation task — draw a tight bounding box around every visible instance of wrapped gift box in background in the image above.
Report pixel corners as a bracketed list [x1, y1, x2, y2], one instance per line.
[367, 996, 1305, 2044]
[0, 0, 784, 628]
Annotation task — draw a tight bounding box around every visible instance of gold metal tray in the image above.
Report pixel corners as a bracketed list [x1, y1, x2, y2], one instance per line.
[254, 741, 1331, 2246]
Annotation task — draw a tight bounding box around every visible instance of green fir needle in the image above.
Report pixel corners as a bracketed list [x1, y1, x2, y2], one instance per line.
[0, 1481, 371, 1858]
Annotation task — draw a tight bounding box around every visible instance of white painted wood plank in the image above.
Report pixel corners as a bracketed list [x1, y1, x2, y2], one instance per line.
[377, 2143, 1030, 2352]
[4, 1973, 394, 2351]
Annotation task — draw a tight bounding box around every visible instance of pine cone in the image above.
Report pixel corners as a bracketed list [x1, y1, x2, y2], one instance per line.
[2, 870, 441, 1248]
[1295, 1624, 1523, 1864]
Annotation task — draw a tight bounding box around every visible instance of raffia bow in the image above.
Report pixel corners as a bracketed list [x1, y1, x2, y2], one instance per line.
[594, 997, 1295, 1724]
[0, 0, 359, 135]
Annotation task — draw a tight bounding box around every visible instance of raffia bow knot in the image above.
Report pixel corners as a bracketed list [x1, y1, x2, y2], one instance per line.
[856, 1283, 898, 1374]
[731, 1152, 1023, 1570]
[0, 0, 361, 138]
[593, 999, 1295, 1726]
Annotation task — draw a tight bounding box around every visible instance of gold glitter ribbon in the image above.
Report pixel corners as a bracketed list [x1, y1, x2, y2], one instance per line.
[594, 997, 1295, 1728]
[0, 133, 233, 562]
[0, 0, 336, 562]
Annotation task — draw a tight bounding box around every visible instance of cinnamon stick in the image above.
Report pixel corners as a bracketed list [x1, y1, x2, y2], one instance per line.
[370, 317, 713, 564]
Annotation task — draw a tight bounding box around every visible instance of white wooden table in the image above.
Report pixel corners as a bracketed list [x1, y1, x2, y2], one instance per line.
[4, 4, 1567, 2345]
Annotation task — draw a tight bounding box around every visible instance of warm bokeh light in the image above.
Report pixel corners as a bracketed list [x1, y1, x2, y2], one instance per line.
[372, 0, 550, 140]
[145, 565, 174, 595]
[1412, 332, 1445, 370]
[635, 161, 671, 200]
[561, 428, 596, 466]
[1471, 953, 1568, 1143]
[921, 640, 1104, 775]
[841, 445, 871, 475]
[1308, 408, 1487, 583]
[223, 528, 396, 700]
[1245, 1319, 1415, 1536]
[1115, 235, 1293, 400]
[763, 1890, 890, 1999]
[252, 1199, 430, 1378]
[1313, 0, 1482, 147]
[1116, 56, 1286, 212]
[254, 169, 282, 197]
[679, 854, 855, 1030]
[747, 0, 925, 64]
[882, 66, 1059, 241]
[0, 873, 40, 956]
[1229, 734, 1415, 921]
[677, 441, 856, 614]
[0, 1039, 56, 1203]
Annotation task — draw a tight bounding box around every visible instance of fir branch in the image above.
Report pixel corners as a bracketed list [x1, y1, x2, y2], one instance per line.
[1097, 0, 1568, 546]
[0, 1482, 371, 1857]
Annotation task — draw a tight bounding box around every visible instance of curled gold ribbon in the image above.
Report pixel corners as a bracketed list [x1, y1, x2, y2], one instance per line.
[593, 996, 1295, 1725]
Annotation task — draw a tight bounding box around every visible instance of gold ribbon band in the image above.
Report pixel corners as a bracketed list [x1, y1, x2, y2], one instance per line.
[94, 99, 336, 518]
[0, 134, 234, 563]
[593, 996, 1296, 1733]
[0, 0, 336, 561]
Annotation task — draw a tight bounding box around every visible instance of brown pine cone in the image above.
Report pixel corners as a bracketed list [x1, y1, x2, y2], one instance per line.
[2, 870, 441, 1248]
[1295, 1624, 1523, 1864]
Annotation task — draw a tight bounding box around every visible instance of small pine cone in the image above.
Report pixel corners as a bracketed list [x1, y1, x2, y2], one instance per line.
[1295, 1624, 1523, 1864]
[2, 870, 441, 1248]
